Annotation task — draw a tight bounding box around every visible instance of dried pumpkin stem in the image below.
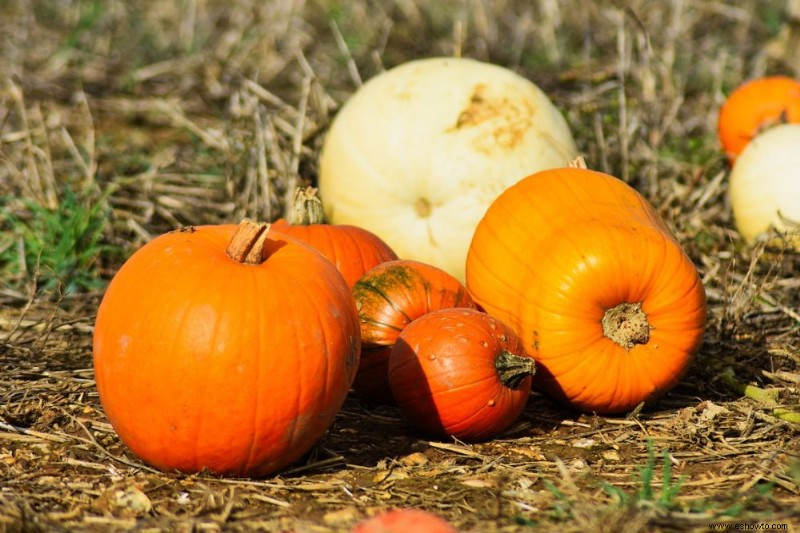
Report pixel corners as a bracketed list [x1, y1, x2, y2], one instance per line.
[226, 219, 272, 265]
[568, 155, 589, 169]
[602, 302, 651, 349]
[496, 351, 536, 389]
[289, 186, 329, 225]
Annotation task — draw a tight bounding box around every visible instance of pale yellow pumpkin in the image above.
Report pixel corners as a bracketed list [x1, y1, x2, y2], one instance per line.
[318, 56, 577, 281]
[729, 123, 800, 247]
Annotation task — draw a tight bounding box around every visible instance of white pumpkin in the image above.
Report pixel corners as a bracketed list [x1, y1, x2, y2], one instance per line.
[729, 123, 800, 247]
[318, 56, 577, 281]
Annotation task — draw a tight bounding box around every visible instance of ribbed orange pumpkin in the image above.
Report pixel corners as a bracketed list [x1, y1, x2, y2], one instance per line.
[466, 164, 707, 414]
[93, 221, 360, 477]
[351, 259, 477, 403]
[388, 308, 535, 442]
[717, 76, 800, 162]
[273, 187, 398, 286]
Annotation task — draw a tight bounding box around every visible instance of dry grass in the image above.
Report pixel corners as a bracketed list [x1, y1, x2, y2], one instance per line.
[1, 0, 799, 531]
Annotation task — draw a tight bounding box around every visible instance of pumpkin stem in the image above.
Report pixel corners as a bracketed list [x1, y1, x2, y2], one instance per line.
[496, 351, 536, 389]
[226, 219, 272, 265]
[602, 302, 651, 349]
[289, 187, 329, 225]
[568, 155, 588, 169]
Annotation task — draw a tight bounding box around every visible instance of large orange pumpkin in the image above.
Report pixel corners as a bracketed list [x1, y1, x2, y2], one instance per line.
[273, 187, 398, 286]
[466, 164, 707, 414]
[93, 220, 360, 477]
[388, 308, 535, 442]
[717, 76, 800, 162]
[351, 259, 477, 403]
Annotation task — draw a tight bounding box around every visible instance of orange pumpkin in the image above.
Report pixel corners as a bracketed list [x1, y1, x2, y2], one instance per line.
[466, 163, 707, 414]
[93, 220, 360, 477]
[388, 308, 535, 442]
[717, 76, 800, 162]
[352, 508, 457, 533]
[273, 187, 398, 286]
[352, 259, 477, 403]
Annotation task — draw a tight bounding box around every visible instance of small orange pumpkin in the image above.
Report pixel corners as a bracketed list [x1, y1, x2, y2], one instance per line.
[717, 75, 800, 161]
[352, 259, 477, 403]
[352, 508, 457, 533]
[466, 163, 707, 414]
[388, 308, 535, 442]
[93, 220, 360, 477]
[273, 187, 398, 286]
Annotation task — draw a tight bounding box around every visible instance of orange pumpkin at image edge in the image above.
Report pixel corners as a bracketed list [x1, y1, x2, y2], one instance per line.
[352, 508, 458, 533]
[717, 75, 800, 161]
[93, 221, 360, 478]
[466, 163, 707, 414]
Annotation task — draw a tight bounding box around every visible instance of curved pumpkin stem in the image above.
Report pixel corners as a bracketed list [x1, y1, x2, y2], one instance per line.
[602, 302, 651, 349]
[226, 219, 272, 264]
[496, 351, 536, 389]
[289, 187, 329, 225]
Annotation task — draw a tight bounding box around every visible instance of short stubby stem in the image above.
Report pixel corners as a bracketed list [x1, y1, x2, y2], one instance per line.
[602, 302, 651, 349]
[289, 187, 329, 225]
[496, 351, 536, 389]
[226, 219, 271, 264]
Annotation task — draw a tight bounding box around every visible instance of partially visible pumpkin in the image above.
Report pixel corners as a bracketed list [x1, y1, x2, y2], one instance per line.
[352, 508, 457, 533]
[388, 308, 535, 442]
[273, 187, 398, 286]
[319, 56, 577, 282]
[717, 75, 800, 162]
[352, 259, 477, 403]
[466, 162, 707, 414]
[728, 123, 800, 247]
[93, 220, 360, 477]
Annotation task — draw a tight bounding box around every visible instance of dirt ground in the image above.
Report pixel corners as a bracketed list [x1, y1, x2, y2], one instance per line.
[1, 1, 799, 531]
[1, 299, 798, 532]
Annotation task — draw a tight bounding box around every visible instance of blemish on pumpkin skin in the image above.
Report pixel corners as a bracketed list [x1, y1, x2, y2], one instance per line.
[355, 265, 420, 295]
[447, 83, 535, 152]
[117, 335, 131, 355]
[171, 226, 196, 233]
[353, 268, 422, 341]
